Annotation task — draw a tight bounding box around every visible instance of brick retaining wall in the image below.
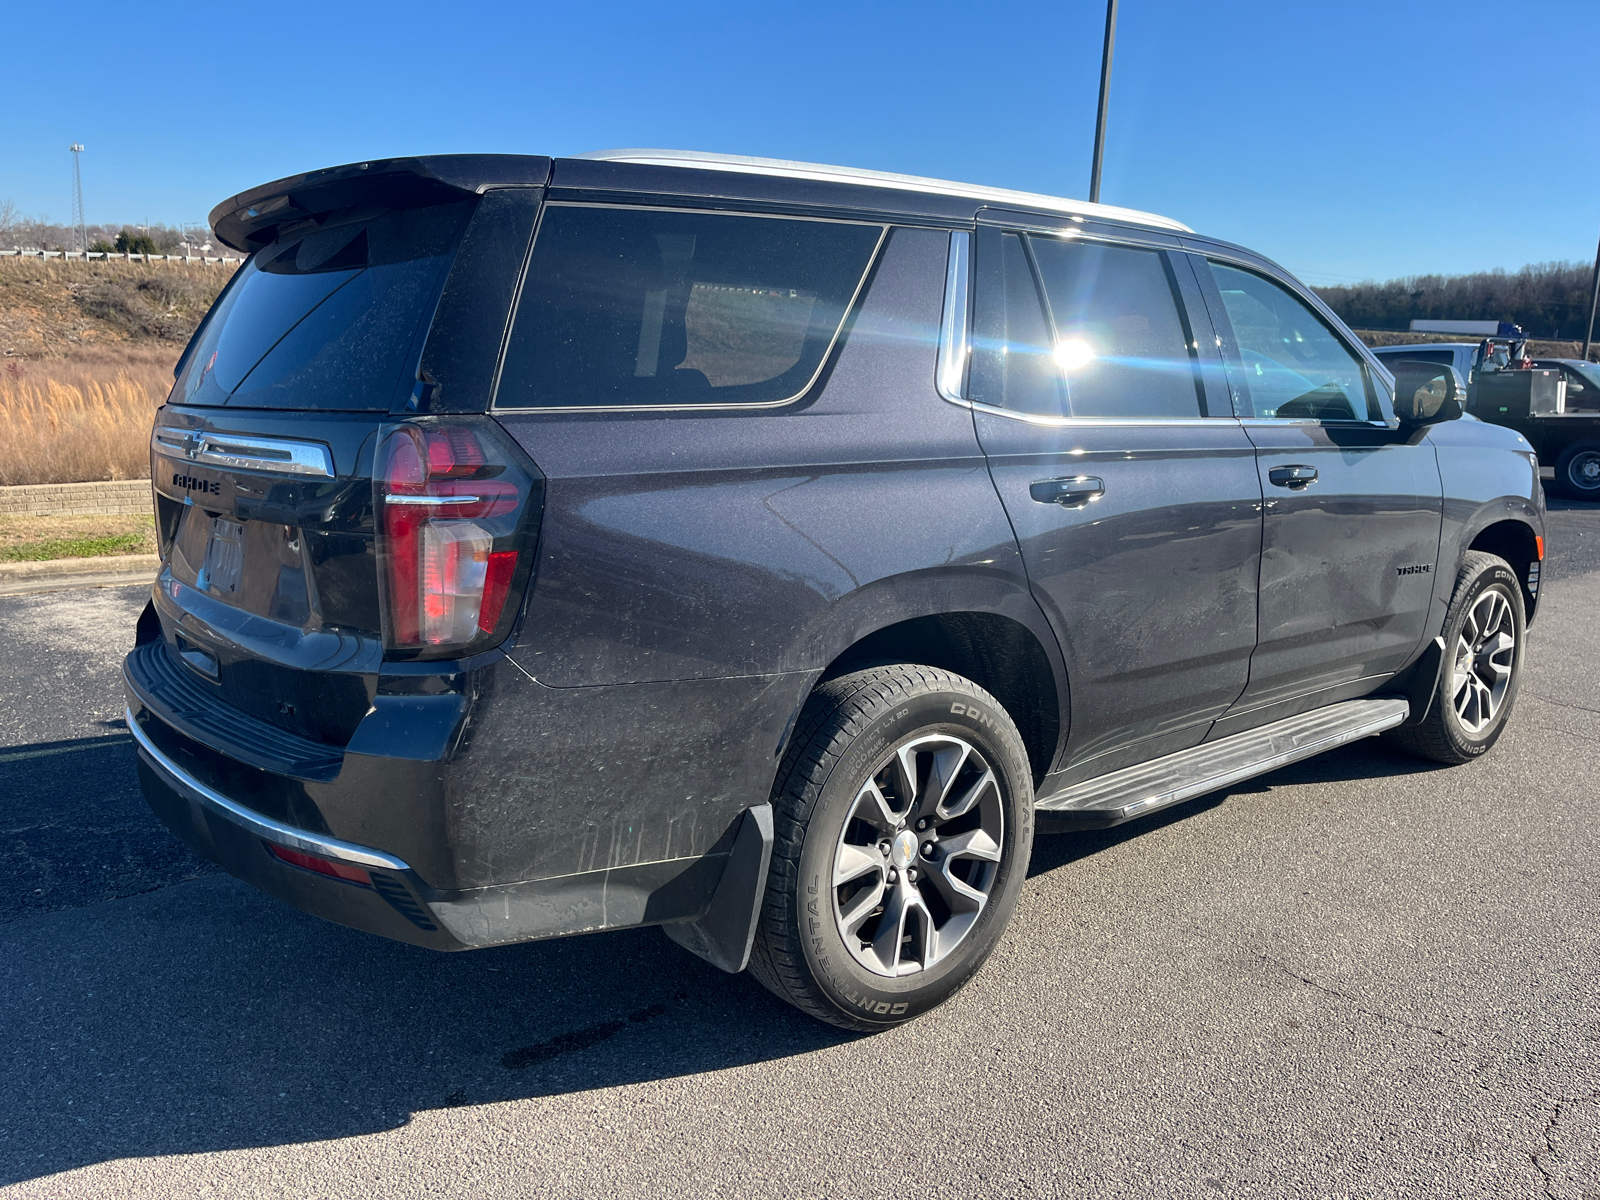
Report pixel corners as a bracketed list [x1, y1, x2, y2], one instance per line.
[0, 479, 152, 517]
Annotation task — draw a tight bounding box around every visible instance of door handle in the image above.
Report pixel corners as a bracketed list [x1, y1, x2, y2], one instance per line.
[1268, 464, 1318, 489]
[1029, 476, 1105, 507]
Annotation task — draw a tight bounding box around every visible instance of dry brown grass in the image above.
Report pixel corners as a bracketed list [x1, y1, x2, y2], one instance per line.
[0, 357, 168, 485]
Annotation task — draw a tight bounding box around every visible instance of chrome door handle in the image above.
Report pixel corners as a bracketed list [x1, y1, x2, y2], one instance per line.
[1268, 464, 1318, 489]
[1029, 476, 1105, 507]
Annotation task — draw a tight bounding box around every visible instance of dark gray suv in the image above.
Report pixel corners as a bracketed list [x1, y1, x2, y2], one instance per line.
[126, 150, 1545, 1030]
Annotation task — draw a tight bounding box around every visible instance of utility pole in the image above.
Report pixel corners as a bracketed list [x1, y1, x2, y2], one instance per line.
[1584, 226, 1600, 363]
[69, 143, 87, 252]
[1088, 0, 1119, 205]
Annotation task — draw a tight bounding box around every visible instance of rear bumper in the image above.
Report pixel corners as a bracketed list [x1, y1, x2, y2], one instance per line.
[127, 687, 739, 953]
[129, 703, 465, 950]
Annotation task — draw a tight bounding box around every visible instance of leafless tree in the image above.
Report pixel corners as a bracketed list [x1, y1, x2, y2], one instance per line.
[0, 199, 19, 245]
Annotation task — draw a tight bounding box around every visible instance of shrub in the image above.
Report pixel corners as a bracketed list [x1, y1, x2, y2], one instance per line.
[114, 230, 160, 255]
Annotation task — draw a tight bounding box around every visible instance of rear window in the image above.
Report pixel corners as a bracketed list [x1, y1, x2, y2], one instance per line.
[494, 205, 884, 409]
[173, 200, 474, 410]
[1376, 349, 1456, 367]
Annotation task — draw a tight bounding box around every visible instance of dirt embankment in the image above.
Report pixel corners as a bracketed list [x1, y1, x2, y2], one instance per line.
[0, 257, 235, 364]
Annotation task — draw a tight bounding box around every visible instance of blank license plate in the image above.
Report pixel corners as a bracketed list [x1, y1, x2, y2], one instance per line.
[199, 517, 244, 595]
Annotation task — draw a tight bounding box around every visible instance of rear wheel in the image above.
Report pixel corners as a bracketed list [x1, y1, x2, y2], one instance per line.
[1387, 551, 1525, 765]
[748, 665, 1034, 1031]
[1553, 441, 1600, 501]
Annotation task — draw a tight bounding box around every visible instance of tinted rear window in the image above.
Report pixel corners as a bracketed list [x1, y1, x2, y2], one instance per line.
[173, 200, 473, 410]
[494, 206, 884, 409]
[1376, 348, 1456, 366]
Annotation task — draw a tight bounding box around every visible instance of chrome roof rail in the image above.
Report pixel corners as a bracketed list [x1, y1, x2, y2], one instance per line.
[572, 149, 1192, 234]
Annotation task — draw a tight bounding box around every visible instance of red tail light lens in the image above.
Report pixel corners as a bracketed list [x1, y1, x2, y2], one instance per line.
[374, 417, 543, 657]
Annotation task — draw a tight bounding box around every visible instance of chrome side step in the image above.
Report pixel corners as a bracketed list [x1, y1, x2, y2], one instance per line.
[1035, 697, 1410, 831]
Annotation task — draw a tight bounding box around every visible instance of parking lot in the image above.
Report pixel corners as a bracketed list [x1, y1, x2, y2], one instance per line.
[1, 500, 1596, 1199]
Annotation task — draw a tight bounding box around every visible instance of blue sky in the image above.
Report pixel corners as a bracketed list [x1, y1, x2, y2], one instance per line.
[4, 0, 1597, 285]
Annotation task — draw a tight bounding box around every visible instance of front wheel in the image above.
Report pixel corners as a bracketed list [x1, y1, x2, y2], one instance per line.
[748, 666, 1035, 1031]
[1387, 551, 1525, 765]
[1553, 441, 1600, 501]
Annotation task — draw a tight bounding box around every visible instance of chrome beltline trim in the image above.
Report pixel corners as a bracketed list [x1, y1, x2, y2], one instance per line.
[126, 704, 411, 871]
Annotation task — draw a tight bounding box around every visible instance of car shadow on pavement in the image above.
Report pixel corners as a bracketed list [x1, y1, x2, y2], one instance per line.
[0, 735, 1441, 1185]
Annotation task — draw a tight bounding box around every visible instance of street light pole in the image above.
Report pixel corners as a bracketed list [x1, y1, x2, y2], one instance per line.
[1583, 226, 1600, 363]
[1089, 0, 1119, 205]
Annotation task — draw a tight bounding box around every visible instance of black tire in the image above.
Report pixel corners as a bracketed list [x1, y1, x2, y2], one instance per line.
[1386, 551, 1525, 765]
[748, 665, 1035, 1031]
[1552, 441, 1600, 501]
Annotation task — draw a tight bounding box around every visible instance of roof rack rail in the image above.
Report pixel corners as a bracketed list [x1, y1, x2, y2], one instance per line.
[572, 149, 1191, 234]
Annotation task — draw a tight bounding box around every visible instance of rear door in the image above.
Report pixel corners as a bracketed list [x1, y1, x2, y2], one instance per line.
[966, 223, 1263, 780]
[1192, 256, 1444, 732]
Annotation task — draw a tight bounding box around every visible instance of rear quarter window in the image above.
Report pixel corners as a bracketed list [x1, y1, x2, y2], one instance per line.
[493, 206, 884, 410]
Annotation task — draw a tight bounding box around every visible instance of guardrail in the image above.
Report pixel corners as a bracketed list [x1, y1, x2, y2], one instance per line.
[0, 249, 245, 265]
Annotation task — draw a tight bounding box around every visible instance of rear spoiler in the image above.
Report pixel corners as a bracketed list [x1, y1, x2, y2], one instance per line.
[208, 154, 553, 252]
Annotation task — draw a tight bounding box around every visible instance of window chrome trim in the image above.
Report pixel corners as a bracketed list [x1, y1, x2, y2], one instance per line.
[151, 426, 335, 479]
[126, 704, 411, 872]
[964, 399, 1241, 428]
[489, 208, 888, 415]
[935, 230, 971, 404]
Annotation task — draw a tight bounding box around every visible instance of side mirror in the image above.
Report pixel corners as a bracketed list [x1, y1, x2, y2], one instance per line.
[1569, 381, 1586, 396]
[1390, 360, 1464, 426]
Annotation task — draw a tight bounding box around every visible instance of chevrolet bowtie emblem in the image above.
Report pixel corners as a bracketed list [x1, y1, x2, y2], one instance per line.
[181, 434, 204, 460]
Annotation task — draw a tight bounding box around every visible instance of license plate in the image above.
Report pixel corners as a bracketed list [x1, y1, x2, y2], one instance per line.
[199, 517, 244, 595]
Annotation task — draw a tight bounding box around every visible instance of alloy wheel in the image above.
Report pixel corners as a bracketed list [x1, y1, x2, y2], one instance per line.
[832, 734, 1006, 978]
[1450, 587, 1518, 733]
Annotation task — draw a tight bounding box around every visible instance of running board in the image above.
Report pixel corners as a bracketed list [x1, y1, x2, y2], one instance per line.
[1035, 697, 1410, 831]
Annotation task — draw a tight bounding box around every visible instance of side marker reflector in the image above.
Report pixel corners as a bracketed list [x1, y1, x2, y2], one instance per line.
[267, 843, 372, 887]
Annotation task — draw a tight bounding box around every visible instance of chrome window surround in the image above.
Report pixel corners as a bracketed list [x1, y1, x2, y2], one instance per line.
[151, 426, 335, 478]
[126, 704, 411, 872]
[490, 203, 888, 415]
[935, 228, 1228, 429]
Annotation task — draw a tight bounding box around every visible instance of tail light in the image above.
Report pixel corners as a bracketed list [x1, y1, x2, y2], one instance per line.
[374, 417, 543, 658]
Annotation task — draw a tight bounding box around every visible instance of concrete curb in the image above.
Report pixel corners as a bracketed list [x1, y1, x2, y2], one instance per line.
[0, 554, 159, 596]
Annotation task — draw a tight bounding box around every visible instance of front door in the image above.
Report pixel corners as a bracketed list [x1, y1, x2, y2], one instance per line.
[1195, 257, 1444, 729]
[966, 226, 1263, 781]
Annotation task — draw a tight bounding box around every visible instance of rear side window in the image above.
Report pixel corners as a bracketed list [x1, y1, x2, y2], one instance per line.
[174, 200, 473, 410]
[1208, 262, 1372, 421]
[1030, 237, 1202, 419]
[494, 206, 884, 409]
[968, 232, 1063, 417]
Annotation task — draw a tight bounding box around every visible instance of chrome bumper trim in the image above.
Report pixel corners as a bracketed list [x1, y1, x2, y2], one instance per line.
[126, 704, 411, 872]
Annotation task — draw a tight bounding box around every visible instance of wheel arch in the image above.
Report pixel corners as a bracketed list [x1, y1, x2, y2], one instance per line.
[1466, 517, 1542, 620]
[813, 609, 1064, 787]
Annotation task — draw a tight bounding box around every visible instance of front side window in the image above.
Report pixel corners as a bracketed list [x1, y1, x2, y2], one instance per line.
[494, 206, 883, 409]
[1031, 237, 1202, 419]
[1209, 262, 1371, 421]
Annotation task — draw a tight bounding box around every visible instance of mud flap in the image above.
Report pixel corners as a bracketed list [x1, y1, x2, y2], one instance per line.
[1394, 635, 1447, 727]
[663, 804, 773, 974]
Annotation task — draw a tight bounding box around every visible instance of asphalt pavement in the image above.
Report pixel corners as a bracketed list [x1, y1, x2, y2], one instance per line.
[2, 501, 1597, 1198]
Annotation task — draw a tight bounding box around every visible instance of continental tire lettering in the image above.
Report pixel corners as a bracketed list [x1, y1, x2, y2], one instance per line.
[950, 701, 995, 729]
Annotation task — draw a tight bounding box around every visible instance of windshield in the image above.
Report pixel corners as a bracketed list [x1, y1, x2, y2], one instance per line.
[174, 199, 473, 410]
